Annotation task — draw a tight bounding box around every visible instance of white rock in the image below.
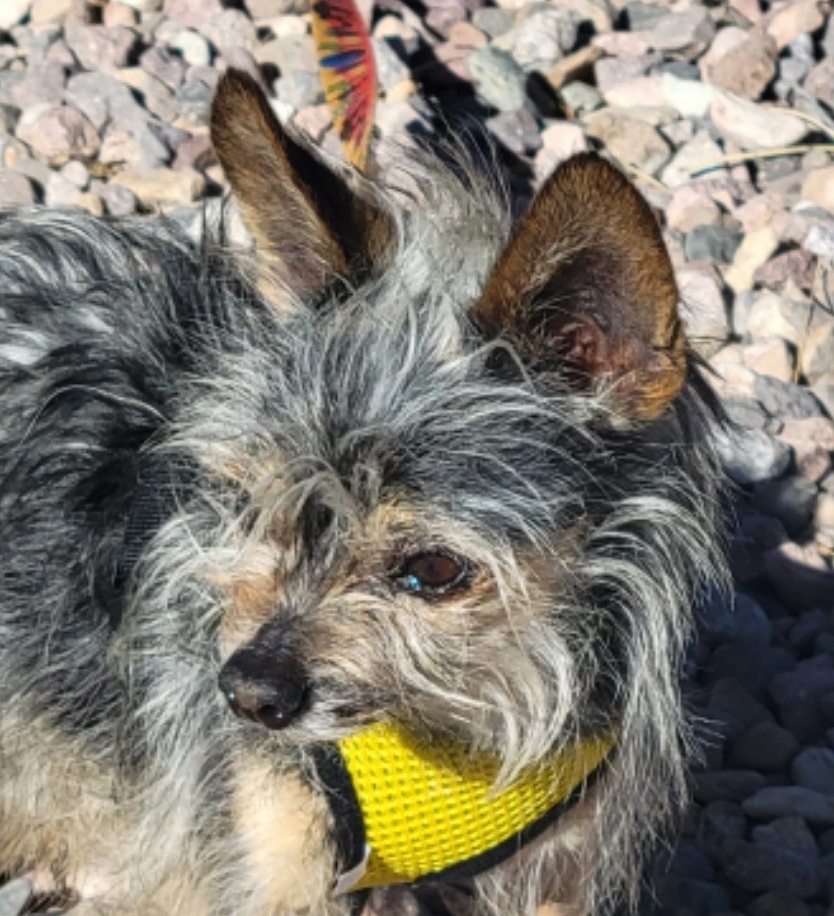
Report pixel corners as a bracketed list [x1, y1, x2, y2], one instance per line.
[661, 73, 714, 118]
[0, 0, 32, 30]
[710, 89, 809, 150]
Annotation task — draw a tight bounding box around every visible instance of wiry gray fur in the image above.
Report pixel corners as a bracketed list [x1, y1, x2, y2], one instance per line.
[0, 141, 725, 916]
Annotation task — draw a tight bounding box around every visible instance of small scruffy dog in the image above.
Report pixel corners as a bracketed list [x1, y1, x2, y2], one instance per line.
[0, 70, 724, 916]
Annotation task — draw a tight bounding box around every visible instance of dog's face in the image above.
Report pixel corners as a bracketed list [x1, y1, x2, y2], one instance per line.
[194, 71, 702, 779]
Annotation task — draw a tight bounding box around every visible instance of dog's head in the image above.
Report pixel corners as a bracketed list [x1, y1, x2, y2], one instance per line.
[187, 70, 716, 778]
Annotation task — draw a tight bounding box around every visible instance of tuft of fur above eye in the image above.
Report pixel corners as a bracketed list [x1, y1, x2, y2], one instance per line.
[394, 551, 470, 597]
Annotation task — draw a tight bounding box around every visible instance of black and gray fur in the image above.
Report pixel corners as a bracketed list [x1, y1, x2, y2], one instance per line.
[0, 71, 725, 916]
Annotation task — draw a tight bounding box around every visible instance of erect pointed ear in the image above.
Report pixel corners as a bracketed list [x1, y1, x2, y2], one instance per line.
[210, 68, 391, 302]
[473, 153, 686, 423]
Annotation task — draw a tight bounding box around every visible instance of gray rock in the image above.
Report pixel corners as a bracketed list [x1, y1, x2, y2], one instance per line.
[256, 35, 316, 73]
[753, 477, 818, 537]
[0, 879, 32, 916]
[754, 374, 825, 420]
[485, 109, 542, 156]
[747, 891, 811, 916]
[696, 799, 747, 858]
[712, 426, 792, 486]
[801, 323, 834, 386]
[140, 46, 187, 91]
[729, 721, 799, 772]
[791, 747, 834, 795]
[0, 170, 35, 207]
[9, 61, 66, 110]
[512, 6, 580, 70]
[722, 839, 822, 899]
[467, 47, 527, 113]
[650, 6, 716, 61]
[710, 643, 796, 699]
[684, 225, 743, 263]
[656, 875, 731, 915]
[694, 769, 767, 803]
[746, 292, 813, 346]
[752, 816, 819, 855]
[723, 396, 769, 429]
[201, 9, 257, 56]
[701, 593, 772, 650]
[763, 540, 834, 613]
[789, 608, 833, 654]
[274, 71, 322, 110]
[559, 81, 603, 116]
[91, 179, 137, 216]
[65, 23, 138, 73]
[668, 838, 715, 882]
[744, 785, 834, 826]
[175, 77, 213, 127]
[471, 7, 514, 38]
[623, 1, 667, 31]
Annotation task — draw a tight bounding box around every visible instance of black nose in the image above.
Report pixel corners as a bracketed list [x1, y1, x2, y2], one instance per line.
[219, 644, 309, 730]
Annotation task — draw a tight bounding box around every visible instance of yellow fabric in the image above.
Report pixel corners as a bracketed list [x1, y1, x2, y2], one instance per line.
[337, 722, 614, 890]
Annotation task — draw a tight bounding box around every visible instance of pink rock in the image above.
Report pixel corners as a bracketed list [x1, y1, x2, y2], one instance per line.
[802, 167, 834, 213]
[172, 134, 216, 172]
[16, 105, 100, 166]
[291, 104, 332, 143]
[766, 0, 826, 50]
[602, 74, 667, 108]
[447, 20, 487, 49]
[754, 249, 816, 292]
[700, 30, 777, 100]
[729, 0, 763, 23]
[779, 417, 834, 483]
[103, 2, 138, 27]
[700, 26, 748, 78]
[584, 108, 671, 175]
[0, 170, 35, 206]
[592, 31, 652, 57]
[733, 194, 781, 233]
[666, 185, 721, 233]
[806, 59, 834, 110]
[163, 0, 223, 29]
[740, 337, 794, 383]
[535, 123, 588, 181]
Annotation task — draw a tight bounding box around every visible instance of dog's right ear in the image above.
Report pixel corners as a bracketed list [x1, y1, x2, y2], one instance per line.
[210, 68, 392, 303]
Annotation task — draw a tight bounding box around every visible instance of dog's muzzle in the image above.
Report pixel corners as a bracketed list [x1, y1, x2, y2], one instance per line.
[313, 721, 615, 895]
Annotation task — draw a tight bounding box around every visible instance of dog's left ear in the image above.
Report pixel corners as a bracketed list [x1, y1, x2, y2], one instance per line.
[211, 68, 391, 301]
[473, 154, 685, 423]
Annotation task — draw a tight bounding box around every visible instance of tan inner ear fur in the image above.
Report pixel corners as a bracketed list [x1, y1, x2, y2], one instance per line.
[210, 69, 393, 306]
[211, 69, 346, 297]
[474, 153, 686, 422]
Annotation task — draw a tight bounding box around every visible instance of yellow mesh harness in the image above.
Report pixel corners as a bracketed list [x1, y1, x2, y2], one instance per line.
[315, 721, 615, 894]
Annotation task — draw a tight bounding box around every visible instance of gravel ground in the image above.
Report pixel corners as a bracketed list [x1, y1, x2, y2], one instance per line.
[1, 0, 834, 914]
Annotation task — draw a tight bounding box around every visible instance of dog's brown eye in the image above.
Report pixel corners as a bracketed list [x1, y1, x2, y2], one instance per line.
[395, 551, 469, 596]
